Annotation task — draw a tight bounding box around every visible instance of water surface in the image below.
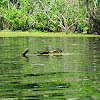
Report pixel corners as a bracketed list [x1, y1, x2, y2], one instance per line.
[0, 37, 100, 100]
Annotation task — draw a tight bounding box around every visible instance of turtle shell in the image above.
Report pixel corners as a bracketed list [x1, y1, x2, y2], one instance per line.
[52, 48, 62, 53]
[37, 48, 49, 54]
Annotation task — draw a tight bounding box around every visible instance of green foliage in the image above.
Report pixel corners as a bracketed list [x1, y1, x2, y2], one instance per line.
[83, 27, 89, 31]
[0, 0, 99, 34]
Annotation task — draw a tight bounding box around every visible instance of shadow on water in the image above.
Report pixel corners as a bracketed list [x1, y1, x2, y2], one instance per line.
[0, 37, 100, 100]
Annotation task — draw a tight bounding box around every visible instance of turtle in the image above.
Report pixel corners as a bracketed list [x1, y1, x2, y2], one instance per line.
[37, 48, 49, 54]
[51, 48, 62, 53]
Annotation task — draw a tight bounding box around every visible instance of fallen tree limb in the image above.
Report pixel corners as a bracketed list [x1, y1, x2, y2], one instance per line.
[22, 48, 29, 56]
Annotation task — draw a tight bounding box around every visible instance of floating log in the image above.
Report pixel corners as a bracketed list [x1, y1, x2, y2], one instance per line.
[22, 48, 64, 57]
[22, 48, 29, 56]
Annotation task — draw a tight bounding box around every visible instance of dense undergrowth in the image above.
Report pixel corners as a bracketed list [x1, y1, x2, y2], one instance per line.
[0, 0, 100, 34]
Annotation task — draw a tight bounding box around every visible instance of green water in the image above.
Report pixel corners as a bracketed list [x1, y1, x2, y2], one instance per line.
[0, 37, 100, 100]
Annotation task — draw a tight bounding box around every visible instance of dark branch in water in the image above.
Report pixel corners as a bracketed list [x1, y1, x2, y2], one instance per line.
[22, 48, 29, 56]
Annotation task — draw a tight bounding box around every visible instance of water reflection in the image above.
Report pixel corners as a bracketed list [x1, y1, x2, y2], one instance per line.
[22, 55, 29, 62]
[0, 37, 100, 100]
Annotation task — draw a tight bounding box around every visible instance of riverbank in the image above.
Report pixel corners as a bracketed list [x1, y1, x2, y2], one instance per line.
[0, 32, 100, 37]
